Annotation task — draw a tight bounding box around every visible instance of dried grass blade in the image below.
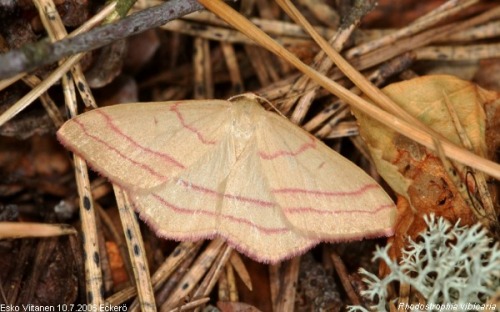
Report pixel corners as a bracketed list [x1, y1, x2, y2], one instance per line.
[0, 222, 76, 238]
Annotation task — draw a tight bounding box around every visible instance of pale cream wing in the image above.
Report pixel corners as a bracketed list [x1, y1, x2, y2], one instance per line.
[220, 138, 319, 263]
[129, 130, 237, 242]
[103, 109, 318, 263]
[57, 100, 232, 190]
[256, 112, 396, 240]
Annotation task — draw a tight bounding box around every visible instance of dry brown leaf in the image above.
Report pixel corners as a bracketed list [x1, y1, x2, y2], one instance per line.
[353, 74, 499, 264]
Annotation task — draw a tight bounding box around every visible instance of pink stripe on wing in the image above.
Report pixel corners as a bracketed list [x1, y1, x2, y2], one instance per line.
[97, 110, 185, 169]
[272, 183, 380, 196]
[151, 194, 289, 235]
[284, 203, 394, 215]
[170, 103, 217, 145]
[72, 118, 169, 181]
[259, 135, 316, 160]
[177, 179, 274, 207]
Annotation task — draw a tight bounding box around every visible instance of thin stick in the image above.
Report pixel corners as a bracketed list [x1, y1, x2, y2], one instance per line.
[415, 43, 500, 61]
[182, 10, 336, 39]
[218, 268, 229, 301]
[283, 1, 368, 120]
[442, 92, 496, 224]
[268, 263, 280, 312]
[20, 75, 65, 127]
[345, 0, 479, 57]
[166, 297, 211, 312]
[307, 56, 412, 137]
[191, 244, 233, 301]
[229, 252, 252, 291]
[33, 0, 96, 108]
[73, 155, 104, 303]
[330, 251, 361, 305]
[193, 37, 213, 99]
[225, 260, 238, 302]
[113, 185, 156, 311]
[33, 0, 106, 304]
[0, 222, 76, 238]
[106, 242, 201, 305]
[0, 73, 25, 92]
[160, 239, 225, 310]
[347, 7, 500, 80]
[282, 257, 301, 311]
[97, 204, 134, 281]
[220, 42, 244, 93]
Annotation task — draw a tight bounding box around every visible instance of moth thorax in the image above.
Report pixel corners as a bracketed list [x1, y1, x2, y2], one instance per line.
[231, 101, 258, 157]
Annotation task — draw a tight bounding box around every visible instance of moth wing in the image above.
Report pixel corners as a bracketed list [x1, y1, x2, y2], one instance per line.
[256, 113, 396, 240]
[57, 100, 232, 190]
[220, 138, 319, 263]
[129, 130, 238, 242]
[103, 109, 318, 262]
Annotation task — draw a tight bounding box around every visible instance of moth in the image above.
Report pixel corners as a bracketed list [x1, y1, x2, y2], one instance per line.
[57, 94, 395, 263]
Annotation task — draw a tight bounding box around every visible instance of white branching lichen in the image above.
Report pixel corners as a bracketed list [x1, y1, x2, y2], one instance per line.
[349, 214, 500, 312]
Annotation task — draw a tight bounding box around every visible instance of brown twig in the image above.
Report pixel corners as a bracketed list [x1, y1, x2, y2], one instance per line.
[330, 251, 361, 306]
[0, 0, 206, 79]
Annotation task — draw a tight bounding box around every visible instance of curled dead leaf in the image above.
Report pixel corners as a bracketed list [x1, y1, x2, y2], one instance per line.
[353, 75, 500, 264]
